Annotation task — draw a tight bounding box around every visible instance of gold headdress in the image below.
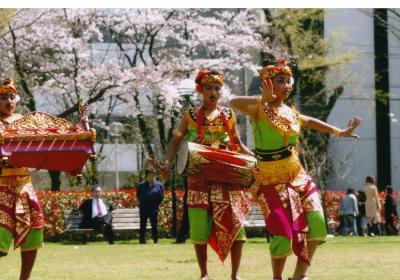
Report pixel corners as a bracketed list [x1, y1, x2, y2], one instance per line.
[259, 60, 293, 80]
[195, 69, 224, 92]
[0, 78, 17, 95]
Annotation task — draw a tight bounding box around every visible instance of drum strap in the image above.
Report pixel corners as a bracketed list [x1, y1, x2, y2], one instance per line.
[196, 106, 205, 142]
[196, 106, 238, 151]
[218, 106, 238, 151]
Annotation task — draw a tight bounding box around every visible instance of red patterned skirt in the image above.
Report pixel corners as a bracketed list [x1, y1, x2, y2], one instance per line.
[187, 174, 250, 262]
[0, 171, 44, 249]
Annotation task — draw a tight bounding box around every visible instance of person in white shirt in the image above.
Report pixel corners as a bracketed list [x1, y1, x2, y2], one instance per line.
[78, 186, 115, 244]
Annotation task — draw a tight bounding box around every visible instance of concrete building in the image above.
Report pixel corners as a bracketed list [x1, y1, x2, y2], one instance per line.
[325, 9, 400, 191]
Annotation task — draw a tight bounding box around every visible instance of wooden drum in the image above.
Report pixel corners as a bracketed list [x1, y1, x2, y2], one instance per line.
[177, 142, 256, 187]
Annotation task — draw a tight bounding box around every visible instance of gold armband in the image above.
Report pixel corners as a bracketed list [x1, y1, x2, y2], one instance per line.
[172, 129, 184, 138]
[332, 128, 342, 137]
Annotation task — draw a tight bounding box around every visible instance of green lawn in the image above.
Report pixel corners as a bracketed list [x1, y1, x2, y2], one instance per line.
[1, 236, 399, 279]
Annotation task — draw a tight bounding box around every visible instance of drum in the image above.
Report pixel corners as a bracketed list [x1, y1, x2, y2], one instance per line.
[177, 142, 257, 187]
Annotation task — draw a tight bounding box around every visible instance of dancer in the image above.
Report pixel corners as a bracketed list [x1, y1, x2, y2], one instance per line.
[164, 69, 253, 280]
[0, 78, 44, 280]
[230, 60, 361, 280]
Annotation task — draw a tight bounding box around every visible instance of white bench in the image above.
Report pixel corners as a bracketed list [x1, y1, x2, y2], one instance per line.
[244, 204, 270, 241]
[244, 204, 266, 228]
[64, 208, 150, 240]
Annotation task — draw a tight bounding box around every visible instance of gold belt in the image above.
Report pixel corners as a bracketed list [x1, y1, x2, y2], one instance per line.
[1, 167, 29, 176]
[256, 152, 302, 185]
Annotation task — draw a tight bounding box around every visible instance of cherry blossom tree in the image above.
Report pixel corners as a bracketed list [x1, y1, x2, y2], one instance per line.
[99, 8, 271, 155]
[0, 8, 273, 189]
[0, 9, 124, 189]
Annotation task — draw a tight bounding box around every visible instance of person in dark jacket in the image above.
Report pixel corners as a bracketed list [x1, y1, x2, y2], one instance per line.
[356, 191, 367, 236]
[78, 186, 114, 244]
[384, 186, 398, 235]
[137, 169, 164, 244]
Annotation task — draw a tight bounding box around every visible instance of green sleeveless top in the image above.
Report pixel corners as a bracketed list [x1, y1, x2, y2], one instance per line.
[184, 106, 236, 147]
[251, 102, 301, 150]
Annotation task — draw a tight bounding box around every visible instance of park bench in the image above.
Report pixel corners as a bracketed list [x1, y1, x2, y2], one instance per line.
[244, 204, 265, 229]
[64, 205, 268, 241]
[64, 208, 150, 241]
[244, 204, 270, 241]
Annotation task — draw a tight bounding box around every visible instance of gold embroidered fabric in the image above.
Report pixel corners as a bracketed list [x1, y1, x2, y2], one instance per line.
[185, 107, 235, 148]
[0, 207, 14, 229]
[1, 112, 96, 142]
[259, 62, 293, 80]
[274, 184, 290, 208]
[303, 185, 323, 213]
[209, 184, 250, 262]
[0, 176, 44, 249]
[251, 152, 301, 194]
[255, 193, 271, 219]
[258, 103, 301, 144]
[288, 187, 304, 222]
[187, 190, 209, 207]
[0, 78, 17, 94]
[187, 170, 250, 262]
[186, 107, 234, 125]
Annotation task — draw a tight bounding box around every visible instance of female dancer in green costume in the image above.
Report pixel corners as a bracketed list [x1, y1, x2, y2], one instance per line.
[230, 60, 361, 280]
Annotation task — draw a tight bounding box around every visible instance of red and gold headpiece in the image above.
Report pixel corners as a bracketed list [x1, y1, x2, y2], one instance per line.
[0, 78, 17, 95]
[194, 69, 224, 93]
[259, 59, 293, 80]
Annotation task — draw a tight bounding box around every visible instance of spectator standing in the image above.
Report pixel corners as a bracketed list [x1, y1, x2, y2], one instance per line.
[364, 176, 382, 236]
[137, 169, 164, 244]
[397, 193, 400, 223]
[339, 188, 359, 236]
[384, 186, 398, 235]
[356, 191, 367, 236]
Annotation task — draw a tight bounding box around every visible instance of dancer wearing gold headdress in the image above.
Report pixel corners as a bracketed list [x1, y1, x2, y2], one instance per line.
[0, 78, 44, 280]
[230, 60, 361, 280]
[164, 69, 253, 280]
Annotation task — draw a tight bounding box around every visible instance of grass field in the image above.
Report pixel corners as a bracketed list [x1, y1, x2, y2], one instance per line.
[1, 236, 399, 280]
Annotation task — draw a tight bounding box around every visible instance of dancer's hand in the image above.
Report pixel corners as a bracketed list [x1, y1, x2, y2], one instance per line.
[260, 77, 276, 104]
[340, 116, 362, 138]
[246, 150, 255, 157]
[240, 146, 255, 157]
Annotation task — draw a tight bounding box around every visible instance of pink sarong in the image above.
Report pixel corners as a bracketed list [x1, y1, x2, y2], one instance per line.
[252, 170, 323, 265]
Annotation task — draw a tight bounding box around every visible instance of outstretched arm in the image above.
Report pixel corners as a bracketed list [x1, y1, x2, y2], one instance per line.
[230, 96, 259, 119]
[301, 115, 362, 139]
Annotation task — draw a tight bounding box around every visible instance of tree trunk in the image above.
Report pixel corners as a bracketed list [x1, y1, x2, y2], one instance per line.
[49, 170, 61, 191]
[157, 117, 166, 152]
[133, 93, 154, 157]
